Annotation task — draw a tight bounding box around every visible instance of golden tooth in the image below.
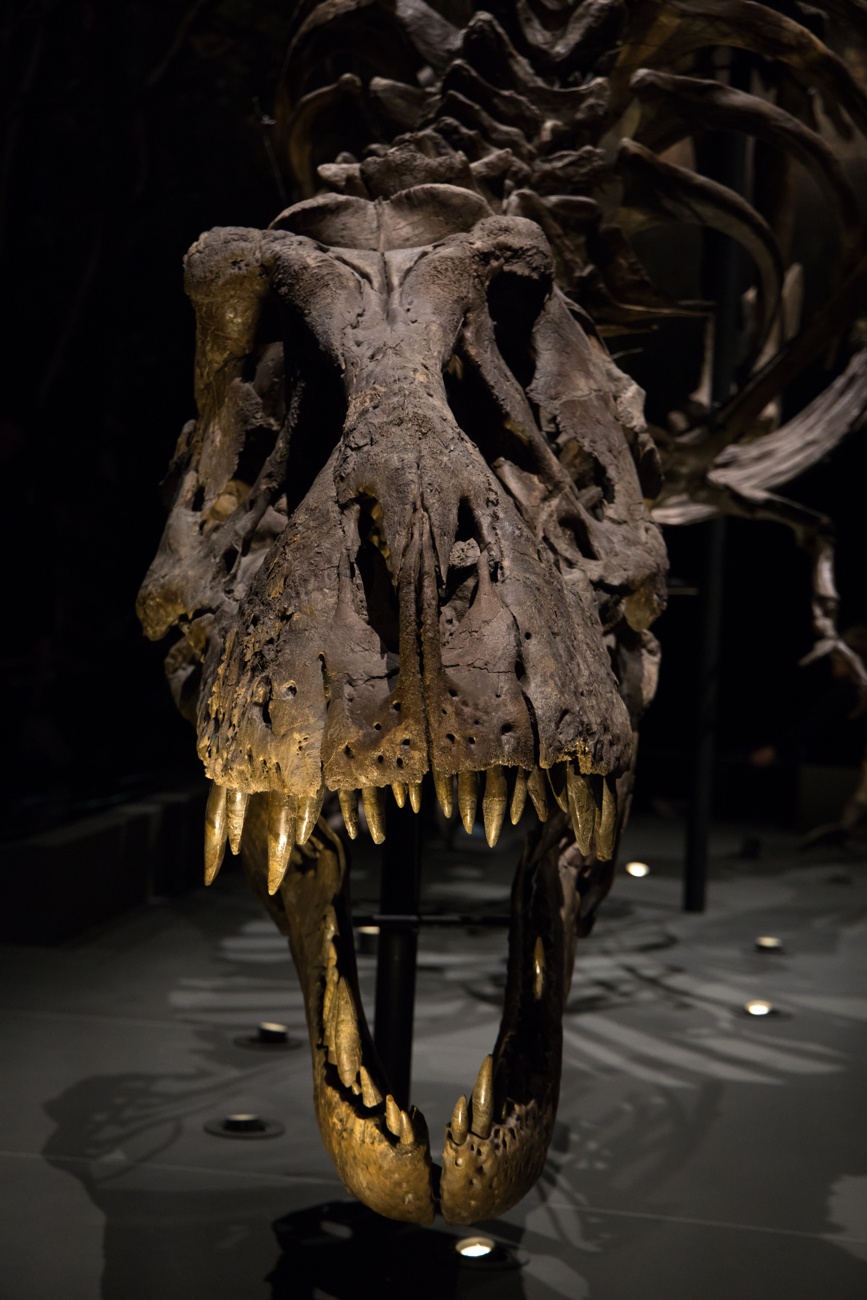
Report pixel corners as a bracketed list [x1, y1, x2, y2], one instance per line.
[450, 1094, 468, 1146]
[296, 783, 325, 845]
[204, 782, 228, 885]
[362, 786, 386, 844]
[408, 781, 422, 814]
[359, 1065, 382, 1109]
[433, 769, 454, 818]
[385, 1094, 401, 1137]
[566, 765, 595, 857]
[596, 774, 617, 861]
[457, 770, 478, 834]
[471, 1054, 493, 1138]
[533, 935, 546, 1001]
[510, 769, 528, 825]
[391, 781, 407, 809]
[225, 788, 249, 856]
[483, 766, 507, 847]
[334, 979, 362, 1089]
[267, 791, 297, 894]
[338, 788, 359, 839]
[399, 1110, 415, 1146]
[527, 767, 548, 822]
[547, 763, 570, 813]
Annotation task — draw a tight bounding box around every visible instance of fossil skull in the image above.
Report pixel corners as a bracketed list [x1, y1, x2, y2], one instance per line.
[138, 174, 667, 1223]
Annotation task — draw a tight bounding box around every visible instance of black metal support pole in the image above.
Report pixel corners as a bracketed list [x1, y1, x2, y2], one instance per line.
[373, 801, 421, 1107]
[684, 55, 748, 912]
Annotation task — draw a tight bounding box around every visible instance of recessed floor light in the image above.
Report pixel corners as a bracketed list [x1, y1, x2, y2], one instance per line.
[754, 936, 783, 952]
[456, 1236, 495, 1258]
[744, 999, 775, 1017]
[625, 861, 650, 877]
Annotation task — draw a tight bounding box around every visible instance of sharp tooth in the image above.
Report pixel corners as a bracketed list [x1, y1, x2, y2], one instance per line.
[510, 769, 528, 825]
[359, 1065, 382, 1109]
[391, 782, 407, 809]
[450, 1094, 468, 1146]
[385, 1094, 401, 1137]
[533, 934, 546, 1001]
[547, 763, 570, 813]
[338, 789, 359, 839]
[527, 767, 548, 821]
[204, 782, 228, 885]
[471, 1054, 494, 1138]
[225, 788, 248, 856]
[399, 1109, 415, 1146]
[483, 766, 507, 847]
[267, 791, 297, 894]
[595, 774, 617, 861]
[408, 781, 422, 814]
[566, 765, 595, 856]
[296, 783, 325, 845]
[433, 768, 454, 818]
[334, 979, 362, 1089]
[362, 786, 386, 843]
[457, 770, 478, 834]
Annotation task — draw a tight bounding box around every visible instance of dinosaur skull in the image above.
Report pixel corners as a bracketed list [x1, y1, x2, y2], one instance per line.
[138, 181, 667, 1223]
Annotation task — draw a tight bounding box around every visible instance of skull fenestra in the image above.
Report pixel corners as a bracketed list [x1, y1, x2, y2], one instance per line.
[137, 0, 867, 1226]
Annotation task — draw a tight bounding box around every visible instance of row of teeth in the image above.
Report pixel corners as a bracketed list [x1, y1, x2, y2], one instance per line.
[204, 763, 617, 893]
[323, 931, 524, 1151]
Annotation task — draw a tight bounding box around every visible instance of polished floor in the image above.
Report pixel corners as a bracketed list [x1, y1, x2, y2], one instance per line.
[1, 810, 866, 1298]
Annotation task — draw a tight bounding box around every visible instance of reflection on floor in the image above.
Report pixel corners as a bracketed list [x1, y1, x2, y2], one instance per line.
[1, 813, 866, 1299]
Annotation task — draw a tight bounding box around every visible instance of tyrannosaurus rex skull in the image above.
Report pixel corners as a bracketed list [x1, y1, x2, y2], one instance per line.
[138, 180, 667, 1223]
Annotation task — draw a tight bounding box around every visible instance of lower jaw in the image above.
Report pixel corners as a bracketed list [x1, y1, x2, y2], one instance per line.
[239, 793, 594, 1226]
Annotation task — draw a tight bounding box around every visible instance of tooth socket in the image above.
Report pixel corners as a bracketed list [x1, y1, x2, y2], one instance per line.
[225, 788, 249, 856]
[482, 766, 507, 847]
[595, 775, 617, 861]
[457, 770, 478, 834]
[204, 782, 228, 885]
[433, 769, 454, 818]
[526, 767, 548, 822]
[296, 783, 325, 845]
[362, 786, 386, 844]
[267, 791, 297, 894]
[566, 764, 596, 857]
[510, 769, 528, 825]
[450, 1094, 469, 1146]
[338, 788, 359, 839]
[408, 781, 422, 814]
[391, 782, 407, 809]
[470, 1054, 494, 1139]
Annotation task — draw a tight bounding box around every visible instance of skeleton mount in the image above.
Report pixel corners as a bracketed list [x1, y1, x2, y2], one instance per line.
[139, 0, 867, 1226]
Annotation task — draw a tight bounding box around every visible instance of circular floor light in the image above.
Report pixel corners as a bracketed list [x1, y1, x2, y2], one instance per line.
[204, 1113, 285, 1139]
[744, 999, 775, 1017]
[456, 1236, 495, 1258]
[754, 936, 783, 953]
[625, 861, 650, 878]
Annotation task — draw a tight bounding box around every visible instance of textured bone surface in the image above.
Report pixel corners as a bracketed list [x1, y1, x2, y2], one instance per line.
[139, 0, 867, 1226]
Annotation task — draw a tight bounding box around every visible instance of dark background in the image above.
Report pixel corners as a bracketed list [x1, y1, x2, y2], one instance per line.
[1, 0, 864, 845]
